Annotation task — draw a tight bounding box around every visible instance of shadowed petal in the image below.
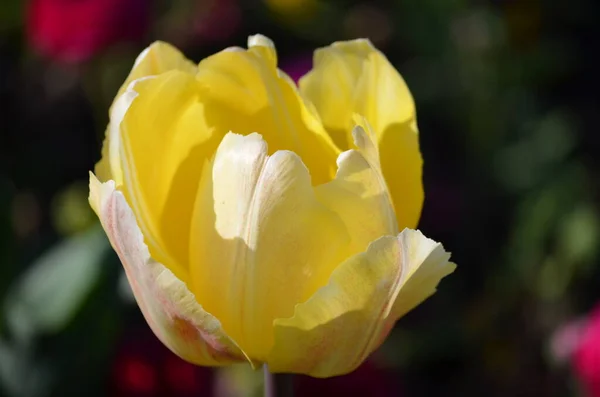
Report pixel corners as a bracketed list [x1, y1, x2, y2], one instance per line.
[116, 71, 223, 279]
[301, 39, 423, 230]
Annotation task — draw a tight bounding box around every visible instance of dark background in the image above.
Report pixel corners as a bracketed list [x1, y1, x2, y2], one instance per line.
[0, 0, 599, 396]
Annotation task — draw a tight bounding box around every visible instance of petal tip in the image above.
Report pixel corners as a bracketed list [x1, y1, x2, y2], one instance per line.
[248, 34, 275, 49]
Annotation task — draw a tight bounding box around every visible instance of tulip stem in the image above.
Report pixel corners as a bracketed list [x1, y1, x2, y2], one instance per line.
[263, 366, 294, 397]
[264, 366, 275, 397]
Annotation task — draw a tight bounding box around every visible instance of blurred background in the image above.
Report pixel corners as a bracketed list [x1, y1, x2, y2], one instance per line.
[1, 0, 599, 396]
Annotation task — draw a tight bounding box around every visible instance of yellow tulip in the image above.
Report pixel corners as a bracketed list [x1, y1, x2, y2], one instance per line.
[89, 35, 456, 378]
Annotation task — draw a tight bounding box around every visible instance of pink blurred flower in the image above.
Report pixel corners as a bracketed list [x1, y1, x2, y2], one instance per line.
[573, 305, 600, 397]
[27, 0, 150, 64]
[551, 318, 586, 364]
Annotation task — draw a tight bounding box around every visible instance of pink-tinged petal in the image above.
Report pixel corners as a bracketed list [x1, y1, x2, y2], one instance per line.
[89, 173, 251, 367]
[267, 229, 455, 377]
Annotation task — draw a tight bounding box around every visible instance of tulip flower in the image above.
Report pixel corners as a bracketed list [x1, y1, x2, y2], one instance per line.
[89, 35, 456, 378]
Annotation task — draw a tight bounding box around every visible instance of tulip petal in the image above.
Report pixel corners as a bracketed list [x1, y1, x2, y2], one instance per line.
[189, 133, 349, 360]
[95, 80, 140, 186]
[118, 71, 220, 279]
[194, 35, 340, 185]
[119, 41, 197, 95]
[89, 173, 251, 366]
[316, 117, 397, 255]
[247, 34, 277, 67]
[301, 39, 423, 230]
[268, 229, 455, 377]
[95, 41, 197, 183]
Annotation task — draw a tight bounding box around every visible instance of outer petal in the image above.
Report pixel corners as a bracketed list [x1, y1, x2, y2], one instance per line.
[300, 39, 423, 230]
[316, 118, 397, 255]
[194, 34, 340, 185]
[95, 81, 139, 186]
[89, 173, 251, 366]
[118, 71, 217, 279]
[189, 133, 349, 361]
[267, 229, 455, 377]
[116, 41, 197, 98]
[95, 41, 197, 183]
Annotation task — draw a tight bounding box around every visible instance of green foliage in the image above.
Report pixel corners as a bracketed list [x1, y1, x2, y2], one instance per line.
[4, 226, 109, 341]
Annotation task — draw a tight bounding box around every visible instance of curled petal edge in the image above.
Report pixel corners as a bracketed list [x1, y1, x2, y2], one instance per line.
[89, 173, 253, 367]
[267, 228, 455, 377]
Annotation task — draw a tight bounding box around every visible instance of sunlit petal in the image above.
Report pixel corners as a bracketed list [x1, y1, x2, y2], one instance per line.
[194, 35, 340, 185]
[189, 133, 349, 360]
[268, 229, 455, 377]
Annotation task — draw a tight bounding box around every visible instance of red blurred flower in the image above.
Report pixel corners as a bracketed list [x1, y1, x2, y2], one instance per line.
[27, 0, 150, 64]
[110, 326, 213, 397]
[295, 360, 402, 397]
[573, 305, 600, 397]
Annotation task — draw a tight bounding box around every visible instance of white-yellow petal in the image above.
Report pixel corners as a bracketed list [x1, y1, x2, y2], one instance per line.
[189, 133, 349, 360]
